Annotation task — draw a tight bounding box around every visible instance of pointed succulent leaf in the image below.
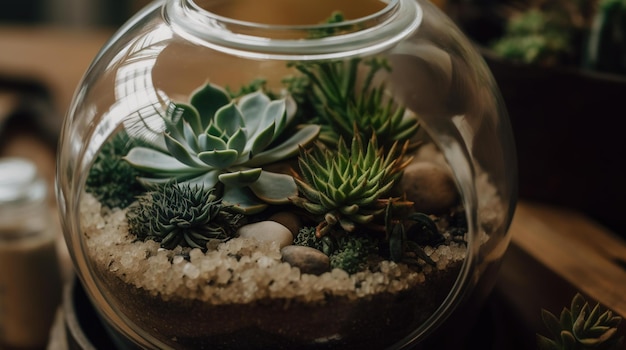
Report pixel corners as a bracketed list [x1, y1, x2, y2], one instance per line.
[536, 334, 561, 350]
[182, 121, 200, 152]
[293, 178, 321, 203]
[214, 103, 244, 136]
[339, 204, 359, 215]
[584, 303, 602, 330]
[190, 83, 231, 128]
[238, 90, 271, 135]
[125, 147, 193, 174]
[318, 191, 338, 211]
[218, 168, 262, 187]
[164, 133, 202, 167]
[249, 121, 276, 155]
[571, 293, 586, 319]
[302, 202, 326, 215]
[542, 309, 564, 339]
[584, 327, 618, 345]
[573, 307, 589, 337]
[222, 186, 267, 214]
[185, 169, 221, 189]
[338, 217, 356, 232]
[226, 128, 248, 154]
[582, 326, 612, 340]
[246, 124, 320, 166]
[206, 123, 225, 138]
[170, 102, 203, 134]
[200, 133, 228, 151]
[560, 330, 577, 348]
[560, 309, 574, 331]
[263, 99, 288, 137]
[197, 149, 239, 168]
[249, 171, 297, 204]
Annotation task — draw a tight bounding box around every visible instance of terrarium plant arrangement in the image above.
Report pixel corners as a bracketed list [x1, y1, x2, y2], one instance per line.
[57, 0, 517, 348]
[81, 53, 471, 348]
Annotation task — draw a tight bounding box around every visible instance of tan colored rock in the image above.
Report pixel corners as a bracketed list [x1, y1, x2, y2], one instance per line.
[237, 221, 293, 248]
[268, 211, 302, 236]
[401, 161, 459, 214]
[281, 245, 330, 276]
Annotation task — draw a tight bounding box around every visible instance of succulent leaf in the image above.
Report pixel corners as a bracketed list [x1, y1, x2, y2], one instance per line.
[125, 147, 201, 175]
[189, 83, 231, 126]
[218, 168, 262, 187]
[248, 171, 297, 204]
[222, 186, 267, 214]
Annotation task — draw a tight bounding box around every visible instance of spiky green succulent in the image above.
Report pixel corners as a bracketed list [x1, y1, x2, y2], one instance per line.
[291, 57, 419, 148]
[126, 183, 245, 250]
[537, 293, 623, 350]
[290, 131, 411, 237]
[124, 83, 320, 213]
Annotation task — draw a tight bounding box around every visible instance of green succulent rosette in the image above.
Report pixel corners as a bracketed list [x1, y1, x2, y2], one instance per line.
[124, 83, 320, 213]
[290, 131, 411, 237]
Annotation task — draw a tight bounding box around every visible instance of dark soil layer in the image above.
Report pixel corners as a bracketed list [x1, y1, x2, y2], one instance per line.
[95, 261, 462, 349]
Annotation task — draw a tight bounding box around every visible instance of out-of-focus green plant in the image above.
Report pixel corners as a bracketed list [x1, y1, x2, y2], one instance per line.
[537, 292, 624, 350]
[485, 0, 626, 76]
[583, 0, 626, 75]
[490, 9, 573, 65]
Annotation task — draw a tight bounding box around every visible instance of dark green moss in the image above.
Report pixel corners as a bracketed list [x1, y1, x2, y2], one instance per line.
[85, 131, 145, 209]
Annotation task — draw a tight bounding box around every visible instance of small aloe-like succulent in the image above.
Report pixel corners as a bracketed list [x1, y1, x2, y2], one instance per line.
[537, 293, 624, 350]
[290, 130, 411, 237]
[124, 83, 320, 213]
[126, 182, 245, 250]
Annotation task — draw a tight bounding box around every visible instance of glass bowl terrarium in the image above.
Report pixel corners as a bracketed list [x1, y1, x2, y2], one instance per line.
[56, 0, 517, 348]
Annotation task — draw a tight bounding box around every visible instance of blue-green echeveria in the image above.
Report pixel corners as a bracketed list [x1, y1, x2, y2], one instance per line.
[124, 83, 320, 213]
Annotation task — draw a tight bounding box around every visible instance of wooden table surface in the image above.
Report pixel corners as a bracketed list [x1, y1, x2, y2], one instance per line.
[1, 25, 625, 348]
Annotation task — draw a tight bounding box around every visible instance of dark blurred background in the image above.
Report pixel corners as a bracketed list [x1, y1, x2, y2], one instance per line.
[1, 0, 151, 28]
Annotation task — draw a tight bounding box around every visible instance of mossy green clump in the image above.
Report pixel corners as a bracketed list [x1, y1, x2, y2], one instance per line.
[329, 235, 379, 274]
[294, 226, 378, 274]
[85, 131, 145, 209]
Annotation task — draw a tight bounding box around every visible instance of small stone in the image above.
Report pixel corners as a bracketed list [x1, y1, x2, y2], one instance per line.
[268, 211, 302, 236]
[281, 245, 330, 276]
[237, 221, 293, 248]
[401, 161, 459, 214]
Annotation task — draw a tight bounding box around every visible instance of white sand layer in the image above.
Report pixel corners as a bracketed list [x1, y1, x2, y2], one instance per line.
[80, 193, 468, 305]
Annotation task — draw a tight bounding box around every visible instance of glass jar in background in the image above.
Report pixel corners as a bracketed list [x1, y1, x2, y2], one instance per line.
[0, 157, 63, 349]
